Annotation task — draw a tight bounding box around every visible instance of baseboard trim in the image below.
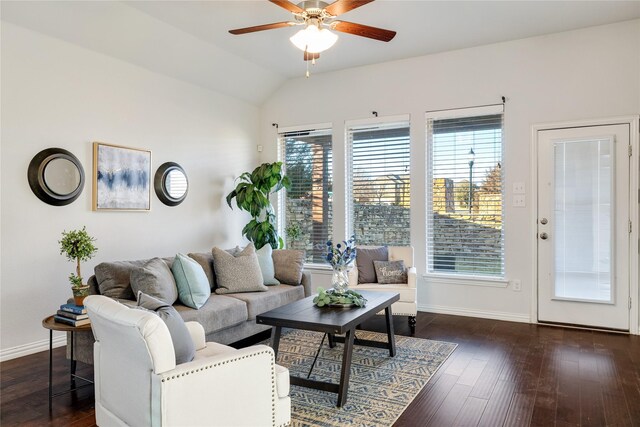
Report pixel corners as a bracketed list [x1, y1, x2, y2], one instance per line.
[418, 304, 531, 324]
[1, 334, 66, 362]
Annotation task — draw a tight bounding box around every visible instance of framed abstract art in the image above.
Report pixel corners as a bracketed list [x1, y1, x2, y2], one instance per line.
[92, 142, 151, 211]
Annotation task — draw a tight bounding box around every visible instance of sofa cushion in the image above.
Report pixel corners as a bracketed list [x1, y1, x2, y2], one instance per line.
[256, 245, 280, 286]
[136, 291, 195, 365]
[187, 252, 216, 290]
[212, 243, 268, 295]
[349, 283, 416, 302]
[373, 260, 407, 284]
[173, 295, 248, 334]
[192, 341, 237, 360]
[272, 250, 305, 285]
[356, 246, 388, 284]
[226, 284, 304, 320]
[130, 258, 178, 304]
[172, 253, 211, 309]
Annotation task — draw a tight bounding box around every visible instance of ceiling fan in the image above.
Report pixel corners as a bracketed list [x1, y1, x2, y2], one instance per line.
[229, 0, 396, 62]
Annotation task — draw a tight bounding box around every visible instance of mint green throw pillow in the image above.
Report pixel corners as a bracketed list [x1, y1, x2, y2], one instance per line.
[256, 245, 280, 286]
[171, 253, 211, 309]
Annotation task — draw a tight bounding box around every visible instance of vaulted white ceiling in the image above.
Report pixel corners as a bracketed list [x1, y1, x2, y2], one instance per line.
[2, 1, 639, 105]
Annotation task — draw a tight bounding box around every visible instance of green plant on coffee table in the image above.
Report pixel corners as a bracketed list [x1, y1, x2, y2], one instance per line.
[313, 287, 367, 308]
[226, 162, 291, 250]
[59, 226, 98, 289]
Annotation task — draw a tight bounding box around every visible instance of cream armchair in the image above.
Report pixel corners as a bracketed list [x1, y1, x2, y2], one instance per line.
[348, 246, 417, 332]
[85, 295, 291, 427]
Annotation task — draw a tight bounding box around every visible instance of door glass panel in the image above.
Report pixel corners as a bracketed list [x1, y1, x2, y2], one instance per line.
[553, 137, 613, 303]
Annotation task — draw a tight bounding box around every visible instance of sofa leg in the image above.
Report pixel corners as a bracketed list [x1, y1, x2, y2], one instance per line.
[408, 316, 416, 334]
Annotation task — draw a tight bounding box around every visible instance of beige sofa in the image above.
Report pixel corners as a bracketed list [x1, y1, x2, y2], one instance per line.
[69, 249, 310, 365]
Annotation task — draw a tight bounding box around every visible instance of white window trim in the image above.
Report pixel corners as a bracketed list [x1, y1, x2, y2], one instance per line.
[277, 122, 333, 134]
[345, 114, 410, 128]
[423, 273, 509, 288]
[425, 103, 505, 281]
[426, 104, 503, 120]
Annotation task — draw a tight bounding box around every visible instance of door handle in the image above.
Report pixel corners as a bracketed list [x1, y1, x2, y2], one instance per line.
[540, 218, 548, 225]
[540, 232, 549, 240]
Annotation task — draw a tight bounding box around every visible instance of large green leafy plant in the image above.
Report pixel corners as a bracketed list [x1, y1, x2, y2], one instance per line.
[226, 162, 291, 250]
[59, 226, 98, 288]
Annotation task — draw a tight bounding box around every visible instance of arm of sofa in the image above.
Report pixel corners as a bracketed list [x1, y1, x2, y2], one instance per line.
[155, 345, 287, 427]
[407, 267, 417, 289]
[184, 321, 206, 351]
[300, 271, 312, 297]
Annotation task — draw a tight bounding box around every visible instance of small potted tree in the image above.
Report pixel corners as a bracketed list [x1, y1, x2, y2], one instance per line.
[59, 227, 98, 306]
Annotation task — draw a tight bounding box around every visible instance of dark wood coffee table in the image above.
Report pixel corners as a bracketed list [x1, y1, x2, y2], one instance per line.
[256, 290, 399, 407]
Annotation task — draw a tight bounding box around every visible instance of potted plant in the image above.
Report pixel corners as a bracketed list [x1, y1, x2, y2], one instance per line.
[226, 162, 291, 250]
[59, 227, 98, 306]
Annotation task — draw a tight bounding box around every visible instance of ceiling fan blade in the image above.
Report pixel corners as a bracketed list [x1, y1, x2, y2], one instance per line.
[229, 21, 295, 35]
[324, 0, 374, 16]
[304, 51, 320, 61]
[269, 0, 305, 14]
[331, 20, 396, 42]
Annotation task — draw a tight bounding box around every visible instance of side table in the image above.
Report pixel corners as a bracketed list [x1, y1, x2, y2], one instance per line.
[41, 315, 93, 411]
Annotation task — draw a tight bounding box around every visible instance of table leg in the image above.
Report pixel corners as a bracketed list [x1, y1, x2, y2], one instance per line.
[384, 306, 396, 357]
[328, 333, 335, 348]
[337, 329, 355, 407]
[48, 329, 53, 412]
[70, 331, 76, 384]
[270, 326, 282, 357]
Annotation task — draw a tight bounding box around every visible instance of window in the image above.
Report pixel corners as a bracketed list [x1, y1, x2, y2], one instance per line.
[347, 118, 411, 245]
[278, 127, 333, 263]
[426, 105, 504, 277]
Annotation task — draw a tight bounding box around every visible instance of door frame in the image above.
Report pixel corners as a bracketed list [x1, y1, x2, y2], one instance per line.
[531, 116, 639, 335]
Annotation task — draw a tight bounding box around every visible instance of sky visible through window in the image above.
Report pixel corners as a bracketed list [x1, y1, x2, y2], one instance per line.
[433, 129, 502, 183]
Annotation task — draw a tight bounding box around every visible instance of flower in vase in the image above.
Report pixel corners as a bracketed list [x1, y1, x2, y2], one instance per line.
[326, 235, 356, 269]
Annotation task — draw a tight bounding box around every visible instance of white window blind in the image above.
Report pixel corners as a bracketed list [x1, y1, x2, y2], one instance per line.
[347, 119, 411, 245]
[278, 127, 333, 263]
[426, 105, 504, 277]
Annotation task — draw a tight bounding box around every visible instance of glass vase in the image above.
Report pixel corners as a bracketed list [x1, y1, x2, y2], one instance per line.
[332, 265, 350, 294]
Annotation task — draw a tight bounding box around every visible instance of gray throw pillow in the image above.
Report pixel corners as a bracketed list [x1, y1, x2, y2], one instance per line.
[211, 243, 268, 294]
[356, 246, 389, 284]
[136, 291, 196, 364]
[95, 260, 148, 300]
[373, 260, 408, 284]
[130, 258, 178, 304]
[272, 249, 305, 285]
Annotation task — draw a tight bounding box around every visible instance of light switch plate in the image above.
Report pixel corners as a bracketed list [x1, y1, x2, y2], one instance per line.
[513, 182, 526, 194]
[513, 195, 526, 207]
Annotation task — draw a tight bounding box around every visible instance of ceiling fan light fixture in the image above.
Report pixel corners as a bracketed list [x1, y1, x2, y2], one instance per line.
[290, 24, 338, 54]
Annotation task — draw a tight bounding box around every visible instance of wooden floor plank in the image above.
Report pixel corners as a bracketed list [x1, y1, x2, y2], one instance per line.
[452, 396, 488, 426]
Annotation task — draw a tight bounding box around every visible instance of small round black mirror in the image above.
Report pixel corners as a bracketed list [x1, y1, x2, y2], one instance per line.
[27, 148, 85, 206]
[154, 162, 188, 206]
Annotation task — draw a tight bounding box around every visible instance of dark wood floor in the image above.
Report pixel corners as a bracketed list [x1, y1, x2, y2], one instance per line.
[2, 312, 639, 426]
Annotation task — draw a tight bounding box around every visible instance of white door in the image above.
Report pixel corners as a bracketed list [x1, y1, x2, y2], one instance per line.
[537, 124, 630, 330]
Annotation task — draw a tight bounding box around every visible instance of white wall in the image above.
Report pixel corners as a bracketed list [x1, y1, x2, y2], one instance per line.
[0, 23, 259, 359]
[260, 20, 640, 325]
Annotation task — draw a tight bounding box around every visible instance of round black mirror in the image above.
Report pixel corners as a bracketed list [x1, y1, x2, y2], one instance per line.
[154, 162, 188, 206]
[28, 148, 85, 206]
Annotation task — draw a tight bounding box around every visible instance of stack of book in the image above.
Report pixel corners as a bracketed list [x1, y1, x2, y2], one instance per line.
[54, 303, 90, 327]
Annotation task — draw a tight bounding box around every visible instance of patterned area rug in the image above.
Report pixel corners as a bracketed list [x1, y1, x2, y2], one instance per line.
[263, 329, 457, 427]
